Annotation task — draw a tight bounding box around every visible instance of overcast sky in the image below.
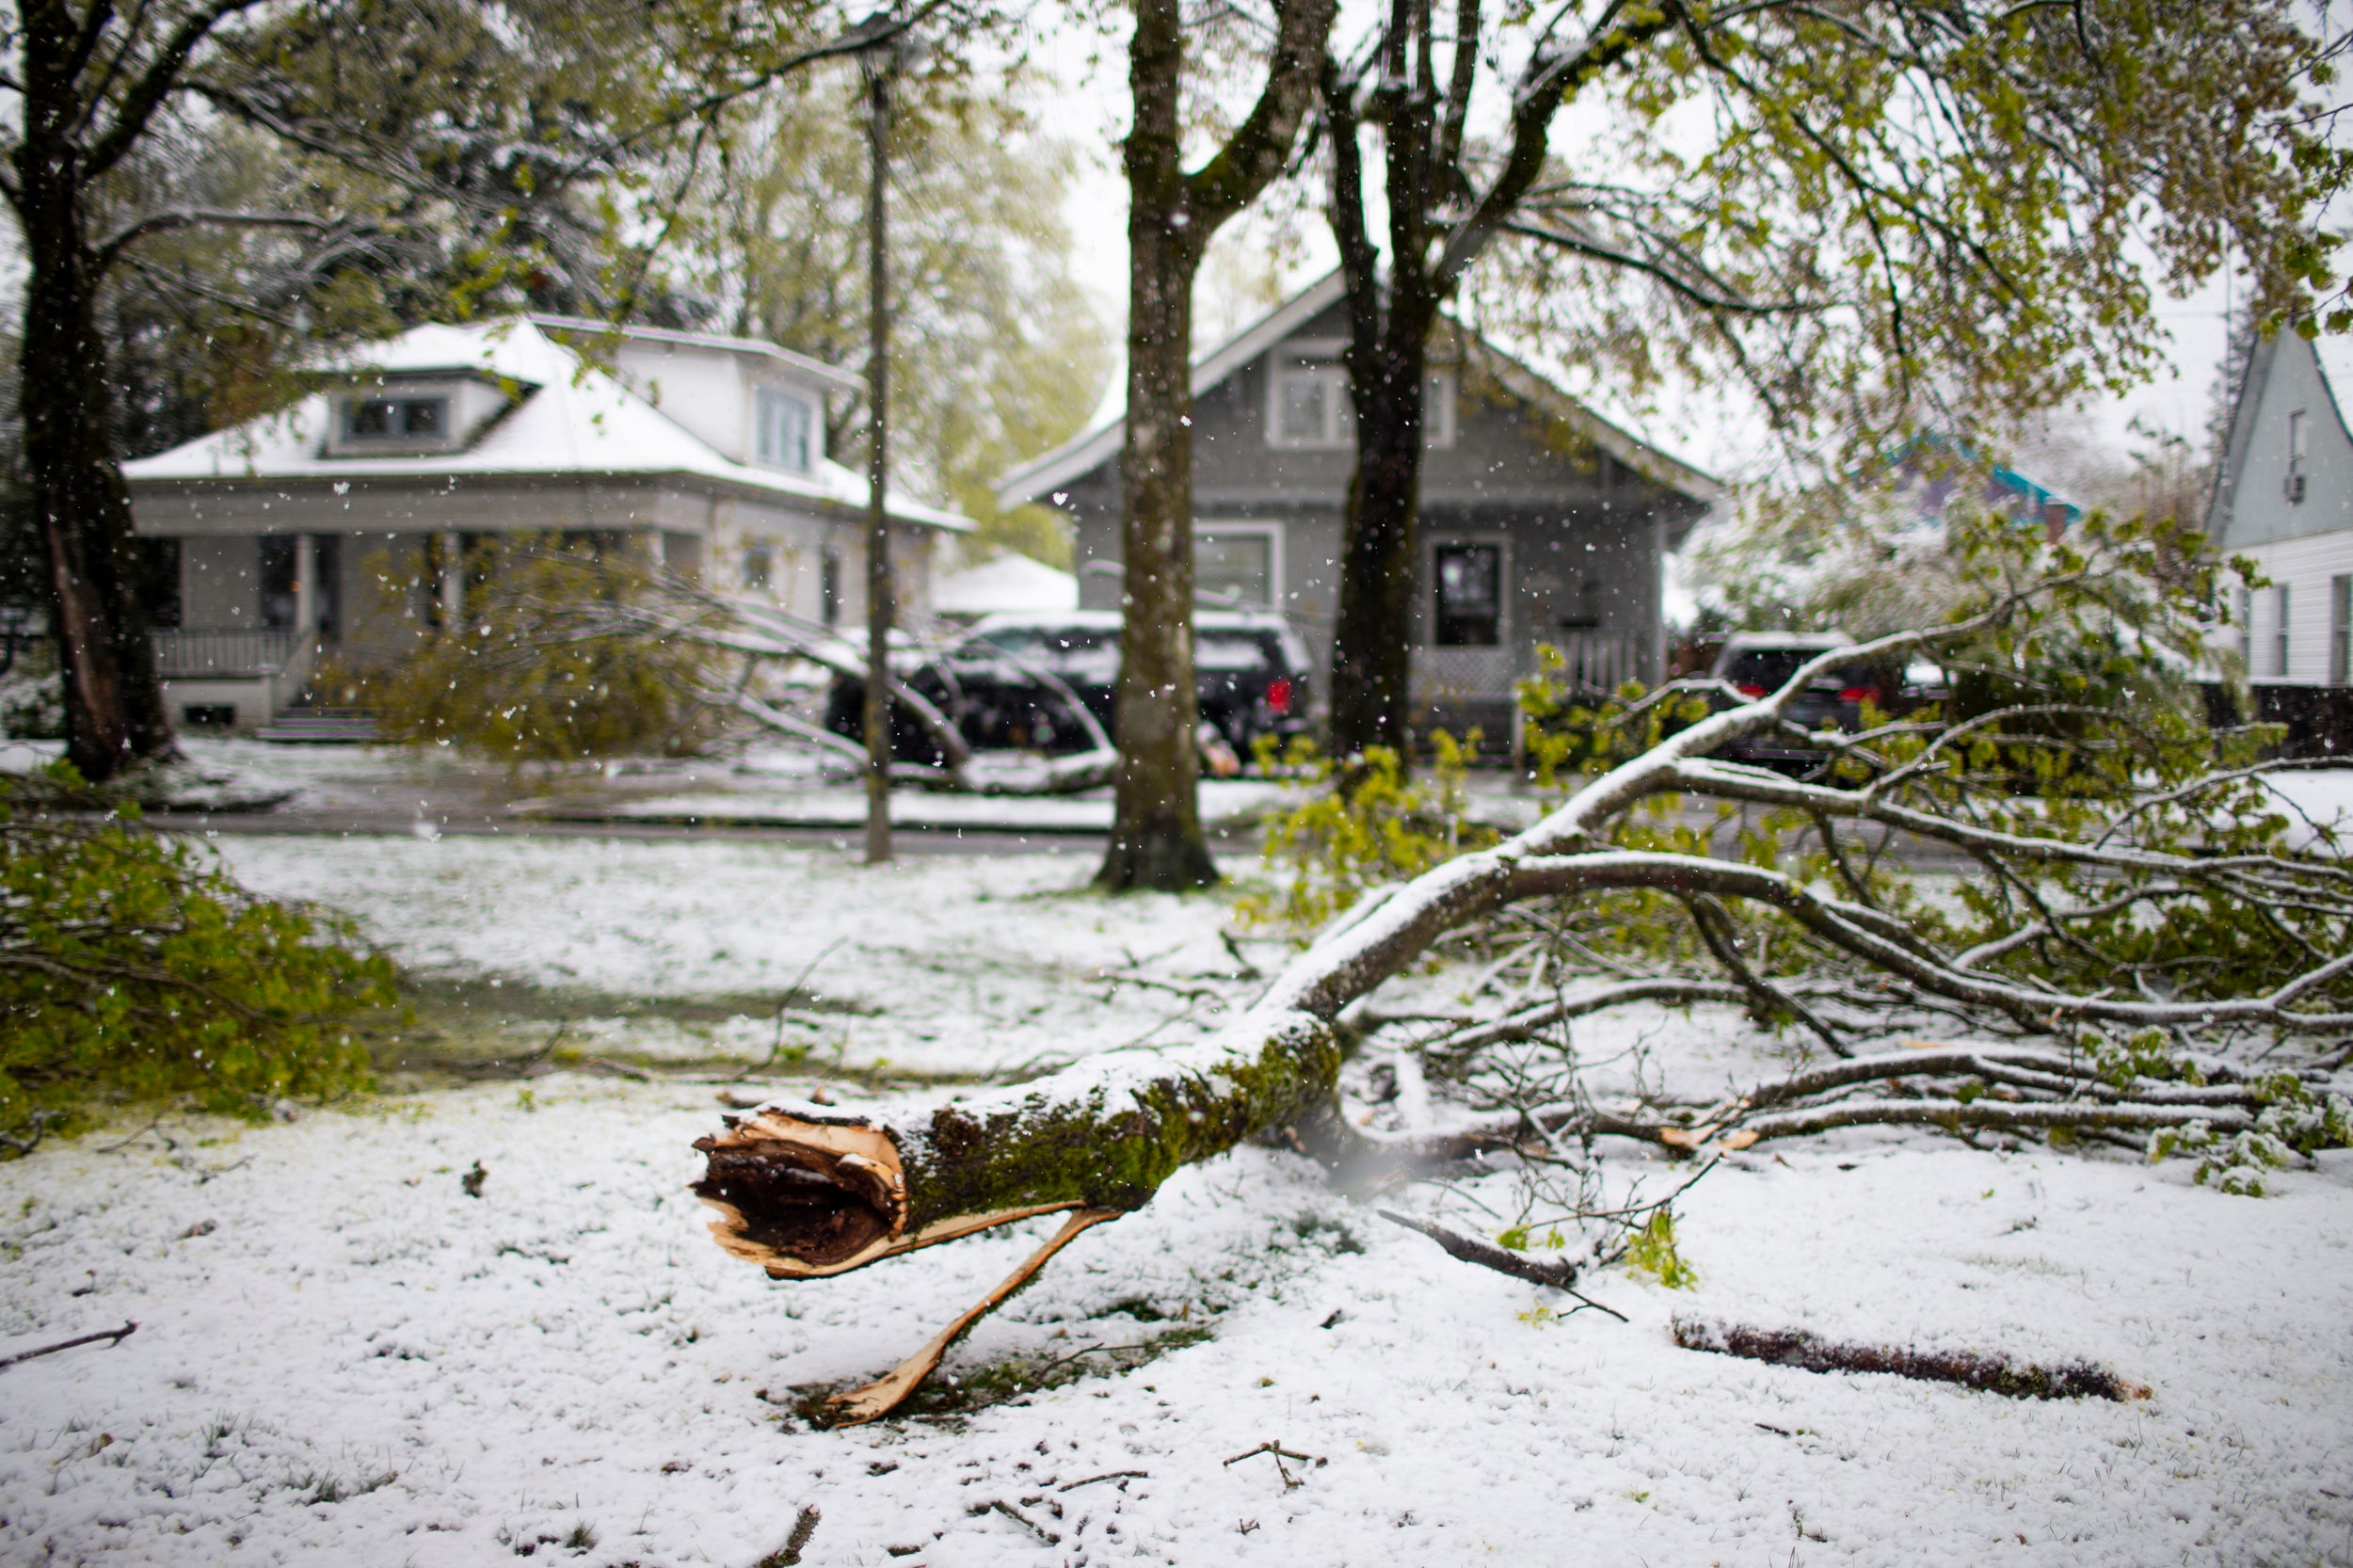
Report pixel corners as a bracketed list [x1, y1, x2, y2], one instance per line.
[1026, 30, 2254, 495]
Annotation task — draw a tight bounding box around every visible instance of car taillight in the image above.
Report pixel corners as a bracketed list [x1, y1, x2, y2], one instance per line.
[1736, 682, 1767, 698]
[1838, 685, 1880, 703]
[1264, 677, 1293, 715]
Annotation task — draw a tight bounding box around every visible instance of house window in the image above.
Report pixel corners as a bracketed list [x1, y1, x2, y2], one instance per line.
[2287, 409, 2310, 503]
[1433, 542, 1502, 646]
[345, 396, 448, 442]
[743, 542, 774, 592]
[260, 536, 299, 630]
[820, 552, 842, 626]
[1424, 371, 1458, 449]
[138, 538, 182, 630]
[2277, 583, 2294, 678]
[1194, 527, 1276, 607]
[2240, 585, 2254, 672]
[2332, 574, 2350, 686]
[1268, 364, 1351, 448]
[755, 387, 815, 472]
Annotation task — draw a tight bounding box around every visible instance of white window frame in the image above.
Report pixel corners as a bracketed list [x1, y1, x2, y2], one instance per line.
[1265, 361, 1352, 449]
[2287, 408, 2311, 503]
[2331, 573, 2351, 686]
[340, 393, 451, 446]
[1424, 370, 1458, 450]
[2277, 582, 2295, 679]
[754, 385, 817, 473]
[1193, 520, 1285, 609]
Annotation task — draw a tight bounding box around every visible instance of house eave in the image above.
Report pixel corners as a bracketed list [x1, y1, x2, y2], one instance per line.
[124, 467, 973, 535]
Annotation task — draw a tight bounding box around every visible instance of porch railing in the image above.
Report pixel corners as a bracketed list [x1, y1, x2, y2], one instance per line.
[1409, 632, 1653, 707]
[152, 629, 298, 678]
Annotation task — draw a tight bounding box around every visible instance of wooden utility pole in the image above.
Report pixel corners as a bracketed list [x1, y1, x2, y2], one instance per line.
[860, 44, 896, 866]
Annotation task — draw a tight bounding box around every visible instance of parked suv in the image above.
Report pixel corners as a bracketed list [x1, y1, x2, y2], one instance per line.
[1704, 631, 1907, 774]
[824, 609, 1316, 761]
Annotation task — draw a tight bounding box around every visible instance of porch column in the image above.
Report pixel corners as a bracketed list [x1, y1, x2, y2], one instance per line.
[294, 534, 317, 643]
[439, 531, 463, 626]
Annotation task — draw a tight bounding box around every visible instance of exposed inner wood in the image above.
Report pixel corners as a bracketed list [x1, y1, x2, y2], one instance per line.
[826, 1208, 1124, 1427]
[691, 1112, 908, 1275]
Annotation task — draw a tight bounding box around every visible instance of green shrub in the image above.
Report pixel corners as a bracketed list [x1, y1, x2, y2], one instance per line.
[339, 535, 720, 765]
[0, 767, 394, 1153]
[1239, 735, 1497, 931]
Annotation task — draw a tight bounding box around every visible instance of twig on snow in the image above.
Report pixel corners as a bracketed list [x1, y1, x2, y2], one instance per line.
[0, 1321, 136, 1372]
[1378, 1210, 1628, 1321]
[1223, 1441, 1322, 1488]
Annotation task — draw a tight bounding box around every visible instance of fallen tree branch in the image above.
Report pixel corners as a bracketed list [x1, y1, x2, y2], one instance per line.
[1673, 1318, 2150, 1402]
[691, 586, 2350, 1416]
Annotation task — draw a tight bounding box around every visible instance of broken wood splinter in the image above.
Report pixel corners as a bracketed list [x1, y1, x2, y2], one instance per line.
[824, 1207, 1123, 1426]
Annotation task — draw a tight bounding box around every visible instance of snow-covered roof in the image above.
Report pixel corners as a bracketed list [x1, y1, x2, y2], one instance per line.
[932, 552, 1079, 617]
[995, 270, 1719, 509]
[123, 318, 969, 534]
[527, 315, 863, 396]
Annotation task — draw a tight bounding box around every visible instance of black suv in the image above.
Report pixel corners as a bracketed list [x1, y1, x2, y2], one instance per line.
[1703, 632, 1918, 775]
[824, 609, 1316, 761]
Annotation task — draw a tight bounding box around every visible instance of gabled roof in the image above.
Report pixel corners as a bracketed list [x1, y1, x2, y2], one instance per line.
[123, 318, 968, 533]
[995, 270, 1721, 509]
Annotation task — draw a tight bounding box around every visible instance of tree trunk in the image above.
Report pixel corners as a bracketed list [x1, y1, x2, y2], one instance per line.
[1327, 352, 1426, 759]
[15, 147, 175, 782]
[1321, 13, 1443, 763]
[1098, 0, 1217, 891]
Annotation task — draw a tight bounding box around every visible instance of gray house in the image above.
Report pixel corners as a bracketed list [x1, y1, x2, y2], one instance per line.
[997, 273, 1718, 740]
[2208, 329, 2353, 697]
[125, 318, 969, 731]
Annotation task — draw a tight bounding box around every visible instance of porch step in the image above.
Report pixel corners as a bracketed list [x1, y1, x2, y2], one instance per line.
[253, 706, 381, 744]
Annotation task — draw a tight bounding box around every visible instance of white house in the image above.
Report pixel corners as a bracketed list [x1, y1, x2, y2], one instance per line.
[2208, 330, 2353, 702]
[125, 317, 970, 731]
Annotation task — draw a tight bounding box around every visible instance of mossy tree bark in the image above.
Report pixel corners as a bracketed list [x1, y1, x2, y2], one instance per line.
[1098, 0, 1337, 891]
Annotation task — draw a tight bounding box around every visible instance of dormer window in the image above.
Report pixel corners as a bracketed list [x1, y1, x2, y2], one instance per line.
[346, 395, 448, 443]
[755, 386, 815, 473]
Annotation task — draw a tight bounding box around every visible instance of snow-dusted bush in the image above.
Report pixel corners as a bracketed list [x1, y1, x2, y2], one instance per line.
[0, 766, 392, 1153]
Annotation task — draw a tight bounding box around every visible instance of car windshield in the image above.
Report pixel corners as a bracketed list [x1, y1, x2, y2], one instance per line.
[978, 625, 1284, 680]
[1196, 631, 1280, 673]
[975, 626, 1120, 682]
[1724, 650, 1879, 696]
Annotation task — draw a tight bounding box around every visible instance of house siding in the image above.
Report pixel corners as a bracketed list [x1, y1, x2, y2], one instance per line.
[1054, 297, 1698, 716]
[2211, 331, 2353, 692]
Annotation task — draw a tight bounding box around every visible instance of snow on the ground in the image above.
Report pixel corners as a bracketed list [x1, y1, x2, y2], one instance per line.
[211, 835, 1250, 1079]
[552, 779, 1287, 835]
[5, 828, 2349, 1565]
[3, 1078, 2348, 1567]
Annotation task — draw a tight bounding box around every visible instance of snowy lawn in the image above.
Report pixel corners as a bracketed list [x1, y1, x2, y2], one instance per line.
[2, 832, 2349, 1565]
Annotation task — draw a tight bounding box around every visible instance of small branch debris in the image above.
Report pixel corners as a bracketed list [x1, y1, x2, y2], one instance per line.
[1673, 1318, 2152, 1402]
[1223, 1441, 1322, 1489]
[1379, 1210, 1627, 1321]
[969, 1497, 1058, 1544]
[1058, 1470, 1149, 1493]
[460, 1161, 488, 1199]
[0, 1321, 137, 1373]
[754, 1504, 821, 1567]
